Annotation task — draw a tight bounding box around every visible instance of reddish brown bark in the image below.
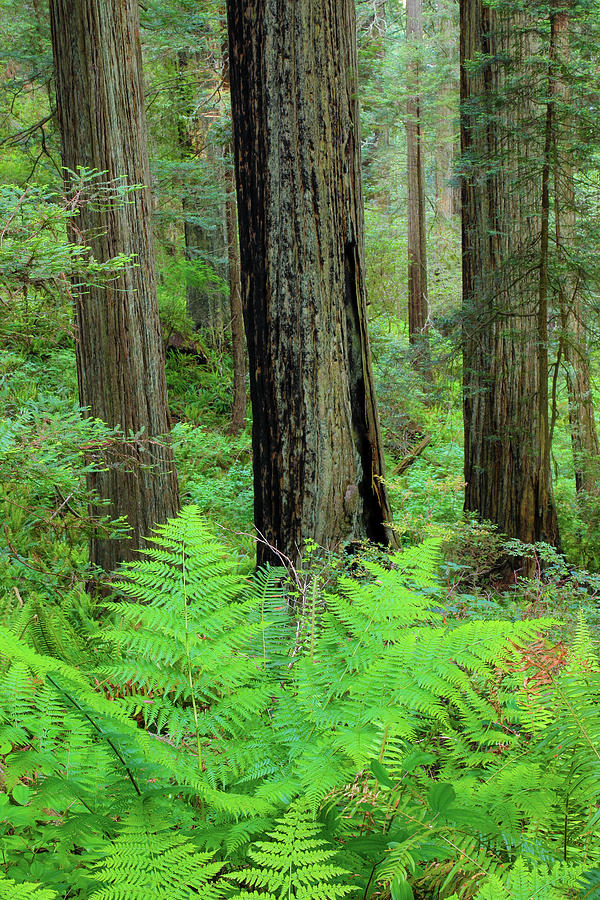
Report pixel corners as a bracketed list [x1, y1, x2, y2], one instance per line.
[406, 0, 431, 370]
[552, 5, 600, 499]
[49, 0, 179, 572]
[461, 0, 559, 562]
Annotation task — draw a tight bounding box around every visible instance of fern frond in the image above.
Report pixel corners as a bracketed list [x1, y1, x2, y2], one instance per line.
[0, 874, 57, 899]
[228, 802, 354, 898]
[92, 801, 223, 899]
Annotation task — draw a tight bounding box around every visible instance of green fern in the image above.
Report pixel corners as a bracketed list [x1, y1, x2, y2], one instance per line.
[228, 802, 353, 899]
[451, 857, 584, 899]
[92, 802, 224, 899]
[2, 506, 598, 899]
[0, 873, 58, 899]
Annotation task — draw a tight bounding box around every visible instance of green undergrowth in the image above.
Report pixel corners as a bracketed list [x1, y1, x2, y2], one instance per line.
[0, 507, 599, 898]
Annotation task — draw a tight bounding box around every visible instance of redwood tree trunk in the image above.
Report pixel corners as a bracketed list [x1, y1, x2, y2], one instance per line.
[227, 0, 394, 567]
[433, 3, 459, 220]
[406, 0, 430, 368]
[461, 0, 559, 560]
[49, 0, 180, 572]
[553, 5, 600, 498]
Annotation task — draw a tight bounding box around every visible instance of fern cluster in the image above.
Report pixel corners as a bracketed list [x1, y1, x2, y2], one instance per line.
[0, 506, 598, 898]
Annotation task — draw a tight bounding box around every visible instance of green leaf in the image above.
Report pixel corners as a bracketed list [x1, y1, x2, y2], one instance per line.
[427, 783, 456, 815]
[402, 750, 435, 773]
[391, 876, 414, 900]
[12, 784, 31, 806]
[370, 759, 395, 788]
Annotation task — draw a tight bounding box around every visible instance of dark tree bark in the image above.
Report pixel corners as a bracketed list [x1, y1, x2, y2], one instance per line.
[461, 0, 560, 561]
[227, 0, 394, 567]
[49, 0, 180, 572]
[406, 0, 431, 369]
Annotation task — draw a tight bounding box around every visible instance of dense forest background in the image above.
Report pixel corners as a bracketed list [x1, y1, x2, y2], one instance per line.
[1, 0, 600, 898]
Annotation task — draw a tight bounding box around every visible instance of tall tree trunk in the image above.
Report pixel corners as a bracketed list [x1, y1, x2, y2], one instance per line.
[433, 2, 459, 221]
[406, 0, 430, 369]
[552, 4, 600, 498]
[360, 0, 389, 204]
[176, 50, 228, 345]
[227, 0, 394, 568]
[461, 0, 559, 565]
[183, 204, 226, 344]
[225, 163, 247, 435]
[49, 0, 180, 572]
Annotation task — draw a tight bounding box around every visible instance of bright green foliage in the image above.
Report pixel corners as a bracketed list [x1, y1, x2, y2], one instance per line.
[0, 507, 599, 897]
[453, 858, 584, 900]
[228, 803, 353, 899]
[92, 803, 223, 899]
[103, 507, 278, 767]
[0, 874, 57, 899]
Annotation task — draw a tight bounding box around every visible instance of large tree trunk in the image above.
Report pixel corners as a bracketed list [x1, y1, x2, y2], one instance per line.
[49, 0, 180, 572]
[461, 0, 559, 563]
[552, 5, 600, 498]
[227, 0, 394, 567]
[406, 0, 431, 369]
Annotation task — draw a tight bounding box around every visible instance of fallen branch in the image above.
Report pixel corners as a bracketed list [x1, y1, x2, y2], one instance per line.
[391, 433, 432, 477]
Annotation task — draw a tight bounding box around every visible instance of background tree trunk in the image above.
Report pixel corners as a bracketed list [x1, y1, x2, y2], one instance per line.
[433, 1, 460, 220]
[49, 0, 180, 572]
[406, 0, 431, 370]
[225, 162, 247, 435]
[461, 0, 559, 563]
[176, 50, 228, 345]
[553, 5, 600, 498]
[227, 0, 394, 567]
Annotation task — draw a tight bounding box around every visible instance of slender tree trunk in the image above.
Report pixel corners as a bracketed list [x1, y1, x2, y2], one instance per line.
[538, 10, 554, 535]
[552, 5, 600, 498]
[461, 0, 559, 565]
[183, 205, 225, 343]
[49, 0, 179, 572]
[360, 0, 389, 204]
[435, 119, 455, 221]
[176, 50, 227, 345]
[406, 0, 430, 369]
[225, 163, 247, 435]
[433, 2, 459, 221]
[227, 0, 394, 567]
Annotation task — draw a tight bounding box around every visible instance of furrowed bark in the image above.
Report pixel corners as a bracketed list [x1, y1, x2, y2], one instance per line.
[49, 0, 180, 572]
[227, 0, 394, 567]
[461, 0, 559, 566]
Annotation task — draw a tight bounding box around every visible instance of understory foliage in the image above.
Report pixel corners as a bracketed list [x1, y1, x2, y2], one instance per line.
[0, 507, 599, 898]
